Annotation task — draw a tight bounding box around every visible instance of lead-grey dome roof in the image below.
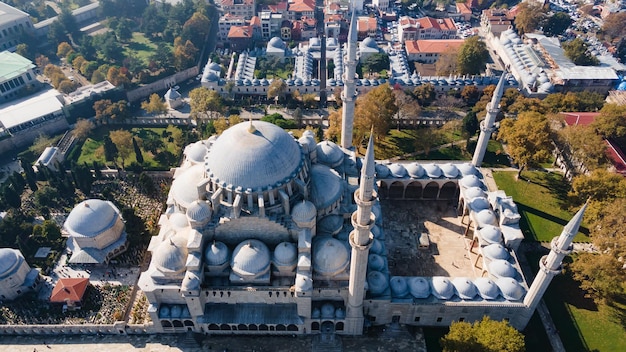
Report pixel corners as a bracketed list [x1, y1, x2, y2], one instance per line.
[231, 239, 271, 276]
[317, 214, 344, 235]
[310, 164, 342, 210]
[405, 163, 425, 178]
[496, 278, 525, 300]
[390, 276, 409, 298]
[291, 201, 317, 224]
[431, 276, 454, 299]
[273, 242, 297, 266]
[170, 164, 206, 209]
[186, 200, 212, 223]
[408, 277, 430, 298]
[367, 271, 389, 295]
[479, 225, 502, 244]
[482, 243, 509, 260]
[153, 234, 189, 274]
[313, 237, 349, 276]
[204, 121, 304, 191]
[489, 259, 516, 278]
[0, 248, 20, 276]
[474, 277, 500, 300]
[452, 277, 478, 300]
[316, 140, 344, 167]
[368, 254, 385, 271]
[204, 241, 230, 266]
[65, 199, 119, 238]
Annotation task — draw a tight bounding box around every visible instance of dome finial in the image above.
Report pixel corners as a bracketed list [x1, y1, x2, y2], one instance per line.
[248, 118, 256, 133]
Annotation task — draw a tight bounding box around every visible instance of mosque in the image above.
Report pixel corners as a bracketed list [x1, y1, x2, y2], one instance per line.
[135, 6, 584, 336]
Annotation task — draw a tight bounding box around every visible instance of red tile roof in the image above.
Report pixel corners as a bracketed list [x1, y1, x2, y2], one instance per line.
[358, 17, 377, 32]
[228, 25, 253, 38]
[268, 1, 288, 12]
[289, 0, 315, 12]
[50, 278, 89, 303]
[606, 139, 626, 174]
[405, 39, 465, 54]
[561, 112, 600, 126]
[457, 3, 472, 14]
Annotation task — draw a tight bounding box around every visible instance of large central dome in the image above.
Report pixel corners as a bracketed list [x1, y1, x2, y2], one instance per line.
[204, 121, 304, 190]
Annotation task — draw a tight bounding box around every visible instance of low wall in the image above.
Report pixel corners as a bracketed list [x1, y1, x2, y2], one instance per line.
[0, 322, 157, 336]
[126, 67, 199, 103]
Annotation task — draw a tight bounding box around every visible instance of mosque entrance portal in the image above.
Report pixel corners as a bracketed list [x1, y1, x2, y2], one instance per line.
[321, 321, 335, 333]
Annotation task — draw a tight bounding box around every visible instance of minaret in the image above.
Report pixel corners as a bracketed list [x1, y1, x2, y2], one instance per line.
[471, 72, 506, 167]
[523, 203, 587, 311]
[340, 3, 358, 150]
[345, 130, 376, 335]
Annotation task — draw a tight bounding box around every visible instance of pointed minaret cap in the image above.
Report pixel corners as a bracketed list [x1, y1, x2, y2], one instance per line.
[348, 2, 358, 44]
[562, 201, 588, 237]
[248, 117, 256, 133]
[362, 127, 375, 176]
[491, 71, 508, 109]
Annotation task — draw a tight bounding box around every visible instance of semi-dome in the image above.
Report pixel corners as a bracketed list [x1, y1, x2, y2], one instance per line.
[496, 278, 526, 300]
[431, 277, 454, 299]
[464, 187, 486, 200]
[474, 277, 500, 300]
[273, 242, 297, 266]
[170, 164, 206, 209]
[388, 163, 407, 178]
[208, 62, 221, 72]
[313, 237, 349, 276]
[321, 303, 335, 318]
[489, 259, 517, 278]
[0, 248, 20, 276]
[482, 243, 509, 260]
[390, 276, 410, 298]
[452, 277, 478, 300]
[184, 141, 208, 163]
[169, 213, 189, 230]
[298, 133, 316, 153]
[269, 36, 286, 49]
[468, 197, 490, 212]
[310, 164, 342, 210]
[475, 209, 497, 227]
[65, 199, 119, 238]
[204, 121, 304, 191]
[405, 163, 425, 178]
[317, 214, 344, 235]
[368, 254, 386, 271]
[291, 200, 317, 224]
[153, 234, 189, 274]
[461, 175, 483, 189]
[316, 140, 344, 167]
[408, 277, 430, 298]
[367, 271, 389, 295]
[423, 163, 442, 178]
[204, 71, 219, 82]
[479, 225, 502, 244]
[375, 163, 390, 178]
[440, 163, 459, 178]
[186, 200, 212, 223]
[204, 241, 230, 266]
[232, 240, 271, 277]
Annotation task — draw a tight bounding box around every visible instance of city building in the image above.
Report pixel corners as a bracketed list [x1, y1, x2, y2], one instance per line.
[63, 199, 129, 265]
[288, 0, 316, 21]
[228, 25, 254, 51]
[218, 14, 246, 42]
[0, 51, 40, 102]
[49, 278, 89, 311]
[0, 248, 40, 301]
[0, 2, 33, 51]
[404, 39, 465, 63]
[221, 0, 256, 19]
[397, 16, 457, 42]
[372, 0, 390, 12]
[357, 16, 377, 40]
[480, 8, 516, 38]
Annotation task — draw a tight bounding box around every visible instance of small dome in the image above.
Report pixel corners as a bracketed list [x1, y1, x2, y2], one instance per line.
[405, 163, 425, 178]
[170, 164, 205, 209]
[186, 201, 212, 223]
[335, 307, 345, 319]
[159, 305, 171, 318]
[273, 242, 297, 266]
[370, 238, 385, 255]
[204, 241, 230, 266]
[208, 62, 221, 72]
[408, 277, 430, 298]
[164, 88, 181, 100]
[153, 234, 189, 274]
[317, 215, 344, 235]
[295, 275, 313, 291]
[479, 225, 503, 244]
[321, 303, 335, 318]
[291, 201, 317, 225]
[0, 248, 20, 276]
[371, 225, 384, 240]
[468, 197, 490, 212]
[367, 271, 389, 296]
[361, 37, 379, 48]
[269, 36, 286, 49]
[375, 164, 390, 178]
[316, 141, 344, 167]
[431, 277, 454, 299]
[474, 277, 500, 300]
[312, 307, 321, 318]
[368, 254, 386, 272]
[482, 243, 509, 260]
[496, 278, 526, 300]
[423, 163, 442, 178]
[65, 199, 119, 238]
[185, 142, 208, 163]
[205, 72, 219, 82]
[475, 209, 497, 227]
[171, 305, 182, 318]
[310, 164, 342, 210]
[231, 240, 271, 277]
[464, 187, 486, 200]
[169, 213, 190, 229]
[489, 259, 517, 278]
[461, 175, 483, 189]
[440, 163, 459, 178]
[390, 276, 410, 298]
[452, 277, 478, 300]
[388, 163, 408, 178]
[313, 237, 349, 276]
[298, 133, 316, 152]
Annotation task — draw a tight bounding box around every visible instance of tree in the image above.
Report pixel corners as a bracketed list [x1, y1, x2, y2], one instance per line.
[460, 85, 480, 105]
[141, 93, 169, 115]
[514, 2, 546, 35]
[456, 36, 489, 75]
[558, 125, 607, 172]
[213, 118, 229, 135]
[15, 44, 30, 59]
[394, 89, 421, 127]
[543, 12, 572, 37]
[58, 80, 77, 94]
[115, 18, 134, 42]
[267, 79, 287, 103]
[496, 111, 552, 178]
[150, 45, 173, 70]
[354, 84, 398, 142]
[435, 47, 460, 76]
[413, 83, 436, 106]
[103, 135, 118, 164]
[302, 93, 317, 108]
[413, 127, 443, 157]
[107, 66, 130, 86]
[72, 119, 95, 141]
[440, 316, 525, 352]
[563, 38, 599, 66]
[189, 87, 223, 119]
[57, 42, 74, 59]
[592, 103, 626, 139]
[173, 38, 198, 70]
[601, 12, 626, 40]
[229, 114, 242, 126]
[462, 111, 479, 147]
[361, 53, 390, 75]
[570, 169, 626, 206]
[132, 137, 144, 164]
[35, 55, 50, 70]
[181, 12, 210, 44]
[109, 130, 134, 168]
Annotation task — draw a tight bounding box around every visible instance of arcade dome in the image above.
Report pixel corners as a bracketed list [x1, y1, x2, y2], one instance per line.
[291, 201, 317, 225]
[408, 277, 430, 298]
[431, 277, 454, 299]
[367, 271, 389, 295]
[474, 277, 500, 300]
[496, 278, 526, 300]
[452, 278, 478, 300]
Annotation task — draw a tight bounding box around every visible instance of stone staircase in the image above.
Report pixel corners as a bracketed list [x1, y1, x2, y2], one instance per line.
[312, 332, 343, 352]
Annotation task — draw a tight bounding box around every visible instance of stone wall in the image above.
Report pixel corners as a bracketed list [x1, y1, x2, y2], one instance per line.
[0, 322, 156, 336]
[126, 67, 199, 103]
[0, 117, 69, 155]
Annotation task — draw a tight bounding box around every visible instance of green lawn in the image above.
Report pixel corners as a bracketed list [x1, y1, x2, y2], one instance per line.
[493, 171, 589, 242]
[124, 33, 171, 64]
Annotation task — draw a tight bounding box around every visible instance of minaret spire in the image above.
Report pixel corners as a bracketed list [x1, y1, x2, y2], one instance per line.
[523, 203, 587, 311]
[345, 129, 376, 335]
[340, 2, 358, 150]
[471, 72, 507, 167]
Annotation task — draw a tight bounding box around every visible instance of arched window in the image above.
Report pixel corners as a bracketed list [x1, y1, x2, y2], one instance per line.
[423, 181, 439, 199]
[439, 181, 458, 200]
[389, 181, 405, 199]
[220, 324, 231, 330]
[259, 324, 269, 331]
[405, 181, 423, 199]
[237, 324, 248, 330]
[209, 324, 220, 330]
[161, 320, 172, 328]
[184, 320, 194, 327]
[249, 324, 258, 331]
[173, 320, 183, 328]
[311, 322, 320, 331]
[336, 322, 344, 331]
[276, 324, 286, 331]
[287, 324, 298, 331]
